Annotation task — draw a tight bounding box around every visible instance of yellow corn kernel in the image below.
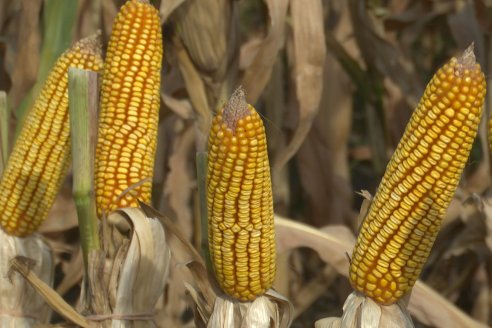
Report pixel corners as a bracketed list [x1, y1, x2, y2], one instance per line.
[0, 36, 103, 237]
[349, 46, 486, 305]
[95, 0, 162, 217]
[207, 87, 276, 301]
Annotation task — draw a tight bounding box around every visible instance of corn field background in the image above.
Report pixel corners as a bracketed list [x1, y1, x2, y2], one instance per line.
[0, 0, 492, 327]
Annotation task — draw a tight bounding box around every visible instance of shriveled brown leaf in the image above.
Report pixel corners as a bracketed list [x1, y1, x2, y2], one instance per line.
[162, 92, 194, 120]
[348, 0, 422, 108]
[56, 246, 84, 296]
[75, 0, 102, 40]
[160, 0, 187, 23]
[173, 37, 212, 135]
[295, 51, 352, 227]
[410, 281, 488, 328]
[275, 215, 488, 328]
[241, 0, 289, 104]
[172, 0, 237, 108]
[38, 183, 78, 233]
[162, 123, 196, 239]
[316, 292, 414, 328]
[1, 233, 53, 326]
[7, 0, 42, 110]
[275, 0, 326, 168]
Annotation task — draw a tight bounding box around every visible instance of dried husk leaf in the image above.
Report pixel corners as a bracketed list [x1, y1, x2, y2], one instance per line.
[240, 0, 289, 104]
[275, 0, 326, 168]
[160, 0, 187, 23]
[83, 207, 171, 327]
[275, 215, 488, 328]
[207, 290, 293, 328]
[15, 207, 171, 327]
[172, 0, 237, 112]
[315, 292, 414, 328]
[6, 0, 42, 110]
[1, 231, 53, 326]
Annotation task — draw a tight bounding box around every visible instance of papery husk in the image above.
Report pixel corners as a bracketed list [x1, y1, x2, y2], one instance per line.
[8, 207, 171, 327]
[0, 229, 53, 327]
[315, 292, 414, 328]
[80, 207, 171, 327]
[203, 289, 293, 328]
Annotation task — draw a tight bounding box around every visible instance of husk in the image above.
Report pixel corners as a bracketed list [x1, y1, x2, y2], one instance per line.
[0, 230, 53, 327]
[314, 292, 414, 328]
[80, 207, 171, 327]
[199, 289, 293, 328]
[8, 207, 170, 327]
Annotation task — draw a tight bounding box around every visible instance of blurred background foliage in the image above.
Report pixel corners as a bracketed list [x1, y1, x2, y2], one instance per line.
[0, 0, 491, 326]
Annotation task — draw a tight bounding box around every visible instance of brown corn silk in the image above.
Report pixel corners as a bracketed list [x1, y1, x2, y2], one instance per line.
[349, 46, 486, 305]
[0, 36, 103, 237]
[207, 88, 276, 301]
[95, 0, 162, 217]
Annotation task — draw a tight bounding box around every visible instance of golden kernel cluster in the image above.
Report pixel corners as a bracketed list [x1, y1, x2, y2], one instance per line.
[207, 105, 276, 301]
[349, 49, 486, 305]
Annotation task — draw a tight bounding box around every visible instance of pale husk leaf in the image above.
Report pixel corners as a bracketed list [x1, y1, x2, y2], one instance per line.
[84, 207, 171, 327]
[275, 0, 326, 168]
[275, 215, 488, 328]
[207, 290, 293, 328]
[16, 207, 171, 327]
[240, 0, 289, 104]
[1, 230, 53, 327]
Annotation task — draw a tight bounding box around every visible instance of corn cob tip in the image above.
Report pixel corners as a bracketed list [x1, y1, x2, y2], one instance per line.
[457, 43, 476, 69]
[222, 86, 249, 132]
[73, 32, 102, 57]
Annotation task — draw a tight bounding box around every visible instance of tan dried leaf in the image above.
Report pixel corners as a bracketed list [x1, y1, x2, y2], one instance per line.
[1, 232, 53, 326]
[7, 0, 42, 110]
[241, 0, 289, 104]
[275, 0, 326, 168]
[207, 291, 293, 328]
[275, 216, 488, 328]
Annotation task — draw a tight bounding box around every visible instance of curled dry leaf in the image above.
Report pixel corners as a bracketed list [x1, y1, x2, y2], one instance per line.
[295, 52, 352, 227]
[1, 232, 53, 326]
[160, 0, 186, 23]
[6, 0, 42, 110]
[275, 215, 488, 328]
[163, 123, 196, 239]
[19, 207, 172, 327]
[315, 292, 414, 328]
[480, 196, 492, 254]
[207, 291, 293, 328]
[86, 207, 171, 326]
[241, 0, 289, 104]
[275, 0, 326, 168]
[173, 37, 212, 135]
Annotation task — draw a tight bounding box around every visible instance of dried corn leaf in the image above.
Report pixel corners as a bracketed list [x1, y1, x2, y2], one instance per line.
[275, 0, 326, 168]
[173, 37, 212, 134]
[348, 0, 421, 108]
[295, 52, 352, 227]
[241, 0, 289, 104]
[9, 256, 89, 327]
[315, 292, 414, 328]
[160, 0, 186, 23]
[6, 0, 42, 111]
[163, 123, 196, 239]
[207, 290, 293, 328]
[14, 0, 78, 133]
[275, 216, 488, 328]
[1, 233, 53, 326]
[17, 207, 171, 327]
[172, 0, 237, 110]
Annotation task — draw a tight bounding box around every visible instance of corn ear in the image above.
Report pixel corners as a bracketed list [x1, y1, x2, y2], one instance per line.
[0, 35, 103, 237]
[207, 87, 276, 301]
[349, 45, 486, 305]
[95, 0, 162, 217]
